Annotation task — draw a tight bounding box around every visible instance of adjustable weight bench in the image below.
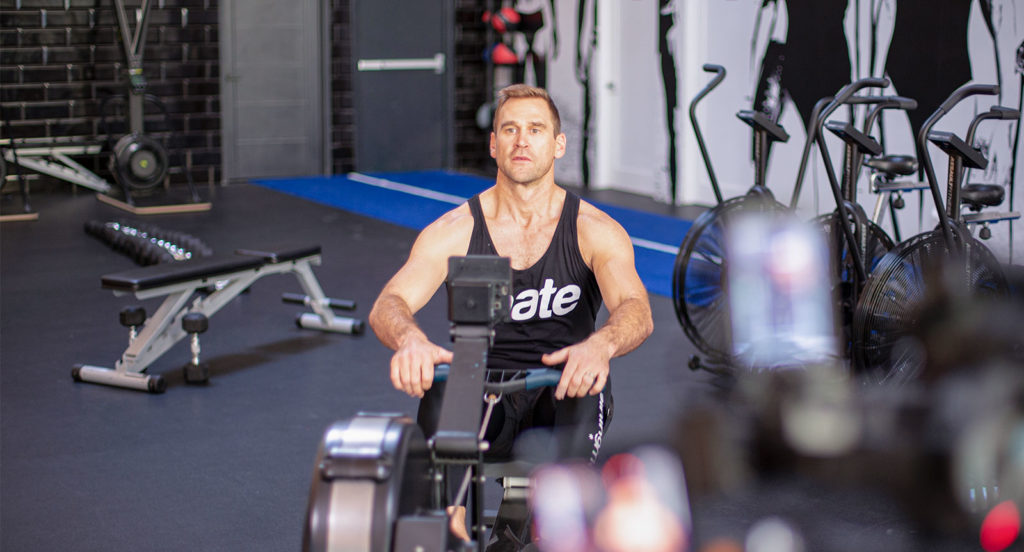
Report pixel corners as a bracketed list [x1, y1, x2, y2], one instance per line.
[73, 244, 362, 393]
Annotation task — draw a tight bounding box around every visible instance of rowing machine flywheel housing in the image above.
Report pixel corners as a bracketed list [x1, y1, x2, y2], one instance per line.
[303, 414, 434, 552]
[111, 132, 169, 192]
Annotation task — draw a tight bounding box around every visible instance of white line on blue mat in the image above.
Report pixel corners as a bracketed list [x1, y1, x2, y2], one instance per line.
[348, 172, 681, 255]
[348, 172, 465, 205]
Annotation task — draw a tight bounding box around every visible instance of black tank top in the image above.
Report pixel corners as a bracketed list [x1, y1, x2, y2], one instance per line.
[465, 191, 602, 370]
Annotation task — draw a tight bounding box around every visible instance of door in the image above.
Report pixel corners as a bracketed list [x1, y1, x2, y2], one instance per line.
[593, 0, 672, 201]
[352, 0, 453, 172]
[219, 0, 329, 181]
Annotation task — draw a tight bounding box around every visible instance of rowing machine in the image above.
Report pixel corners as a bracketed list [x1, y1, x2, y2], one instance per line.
[304, 255, 559, 551]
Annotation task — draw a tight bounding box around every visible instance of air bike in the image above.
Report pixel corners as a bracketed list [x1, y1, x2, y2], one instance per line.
[672, 64, 794, 373]
[304, 255, 561, 552]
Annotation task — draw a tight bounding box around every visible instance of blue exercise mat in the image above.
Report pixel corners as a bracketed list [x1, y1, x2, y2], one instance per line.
[252, 171, 693, 297]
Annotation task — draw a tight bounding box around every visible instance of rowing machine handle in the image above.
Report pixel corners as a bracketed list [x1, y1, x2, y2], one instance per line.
[433, 364, 562, 392]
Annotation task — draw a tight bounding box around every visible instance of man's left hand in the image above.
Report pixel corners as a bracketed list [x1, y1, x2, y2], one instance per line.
[542, 337, 611, 400]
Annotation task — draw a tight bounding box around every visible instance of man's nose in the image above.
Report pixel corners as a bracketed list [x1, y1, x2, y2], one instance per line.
[515, 131, 528, 147]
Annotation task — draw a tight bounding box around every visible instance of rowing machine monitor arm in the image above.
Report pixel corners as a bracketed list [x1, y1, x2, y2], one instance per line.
[432, 256, 512, 459]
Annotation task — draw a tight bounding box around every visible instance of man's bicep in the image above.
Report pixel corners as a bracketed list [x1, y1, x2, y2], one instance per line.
[380, 255, 446, 314]
[589, 222, 648, 313]
[379, 214, 471, 313]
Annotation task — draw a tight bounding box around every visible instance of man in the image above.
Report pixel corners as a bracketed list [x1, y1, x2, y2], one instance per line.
[368, 83, 653, 542]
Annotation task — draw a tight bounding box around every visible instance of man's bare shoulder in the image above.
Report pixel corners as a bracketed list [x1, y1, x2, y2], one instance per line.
[431, 202, 474, 231]
[413, 202, 475, 254]
[577, 199, 628, 238]
[576, 199, 632, 264]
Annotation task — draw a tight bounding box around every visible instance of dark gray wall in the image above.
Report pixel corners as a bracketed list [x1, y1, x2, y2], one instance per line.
[0, 0, 222, 188]
[0, 0, 493, 190]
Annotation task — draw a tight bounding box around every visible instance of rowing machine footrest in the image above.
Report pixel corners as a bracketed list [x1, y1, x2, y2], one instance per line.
[392, 514, 451, 552]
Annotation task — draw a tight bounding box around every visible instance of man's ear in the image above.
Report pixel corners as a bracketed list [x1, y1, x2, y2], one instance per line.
[554, 133, 567, 159]
[490, 132, 497, 158]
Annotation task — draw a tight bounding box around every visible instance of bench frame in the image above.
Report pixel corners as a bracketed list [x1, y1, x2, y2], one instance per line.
[74, 246, 361, 392]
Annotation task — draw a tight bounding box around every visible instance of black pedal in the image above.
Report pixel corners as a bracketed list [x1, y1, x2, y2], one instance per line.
[485, 496, 531, 552]
[392, 513, 452, 552]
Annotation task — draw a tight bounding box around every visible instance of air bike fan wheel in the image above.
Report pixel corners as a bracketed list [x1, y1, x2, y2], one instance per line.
[814, 210, 895, 356]
[672, 192, 787, 366]
[851, 229, 1008, 385]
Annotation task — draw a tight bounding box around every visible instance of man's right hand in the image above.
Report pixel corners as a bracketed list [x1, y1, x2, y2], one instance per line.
[389, 335, 453, 398]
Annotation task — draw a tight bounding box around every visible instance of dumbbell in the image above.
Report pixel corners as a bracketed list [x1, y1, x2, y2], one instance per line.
[181, 312, 209, 384]
[120, 305, 146, 344]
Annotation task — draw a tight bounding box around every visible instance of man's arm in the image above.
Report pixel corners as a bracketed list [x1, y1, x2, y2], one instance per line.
[368, 206, 473, 397]
[542, 203, 653, 399]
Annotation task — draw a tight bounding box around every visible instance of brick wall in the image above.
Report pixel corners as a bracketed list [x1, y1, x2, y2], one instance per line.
[328, 0, 352, 176]
[0, 0, 221, 192]
[452, 1, 491, 175]
[2, 0, 491, 192]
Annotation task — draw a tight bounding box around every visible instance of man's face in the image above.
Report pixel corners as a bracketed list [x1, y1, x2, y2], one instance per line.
[490, 97, 566, 185]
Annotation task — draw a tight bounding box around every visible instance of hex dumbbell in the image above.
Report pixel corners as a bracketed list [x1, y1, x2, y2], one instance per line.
[120, 305, 146, 344]
[181, 312, 209, 384]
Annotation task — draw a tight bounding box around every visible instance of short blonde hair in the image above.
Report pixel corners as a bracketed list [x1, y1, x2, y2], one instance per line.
[492, 84, 562, 137]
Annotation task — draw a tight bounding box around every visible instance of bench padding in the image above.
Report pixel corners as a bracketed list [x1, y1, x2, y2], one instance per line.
[101, 244, 323, 292]
[102, 254, 265, 292]
[234, 244, 321, 264]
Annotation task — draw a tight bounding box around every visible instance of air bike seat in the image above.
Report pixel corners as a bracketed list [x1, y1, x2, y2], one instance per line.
[74, 244, 362, 393]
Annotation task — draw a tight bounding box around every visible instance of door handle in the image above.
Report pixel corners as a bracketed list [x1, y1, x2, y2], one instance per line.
[357, 53, 445, 74]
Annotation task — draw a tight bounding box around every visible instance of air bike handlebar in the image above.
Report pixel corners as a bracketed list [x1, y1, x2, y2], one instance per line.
[916, 84, 1000, 249]
[790, 79, 897, 209]
[817, 77, 892, 133]
[811, 77, 891, 285]
[938, 84, 999, 114]
[966, 106, 1021, 148]
[433, 364, 562, 393]
[690, 64, 727, 204]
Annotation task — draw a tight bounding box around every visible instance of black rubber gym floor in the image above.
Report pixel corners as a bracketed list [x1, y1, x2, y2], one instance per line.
[0, 184, 983, 551]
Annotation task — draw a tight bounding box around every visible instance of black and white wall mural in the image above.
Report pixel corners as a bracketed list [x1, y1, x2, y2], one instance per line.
[741, 0, 1023, 262]
[483, 0, 1022, 261]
